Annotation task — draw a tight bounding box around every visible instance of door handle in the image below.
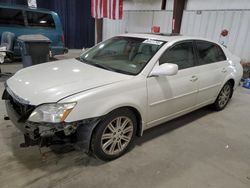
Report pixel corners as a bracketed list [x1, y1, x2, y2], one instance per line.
[190, 75, 198, 82]
[221, 68, 227, 73]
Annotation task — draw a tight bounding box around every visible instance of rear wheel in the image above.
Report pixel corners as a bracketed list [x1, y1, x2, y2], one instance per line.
[212, 82, 233, 111]
[91, 109, 137, 161]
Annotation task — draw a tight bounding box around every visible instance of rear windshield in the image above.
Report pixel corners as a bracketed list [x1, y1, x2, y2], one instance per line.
[0, 8, 25, 26]
[26, 11, 55, 28]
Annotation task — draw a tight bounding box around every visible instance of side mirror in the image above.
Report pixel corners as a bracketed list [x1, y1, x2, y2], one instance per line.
[149, 63, 178, 77]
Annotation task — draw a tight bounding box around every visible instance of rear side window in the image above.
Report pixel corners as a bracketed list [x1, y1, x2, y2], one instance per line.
[196, 41, 226, 65]
[26, 11, 55, 28]
[0, 8, 24, 26]
[159, 42, 195, 70]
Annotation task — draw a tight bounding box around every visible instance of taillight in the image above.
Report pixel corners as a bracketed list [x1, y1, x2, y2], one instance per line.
[61, 34, 65, 44]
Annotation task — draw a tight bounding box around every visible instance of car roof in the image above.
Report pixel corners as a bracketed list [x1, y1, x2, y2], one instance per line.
[0, 3, 54, 14]
[118, 33, 216, 43]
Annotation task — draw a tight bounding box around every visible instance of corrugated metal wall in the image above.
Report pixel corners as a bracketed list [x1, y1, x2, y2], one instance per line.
[181, 10, 250, 60]
[103, 0, 250, 60]
[103, 11, 173, 40]
[103, 12, 128, 40]
[123, 0, 162, 11]
[186, 0, 250, 10]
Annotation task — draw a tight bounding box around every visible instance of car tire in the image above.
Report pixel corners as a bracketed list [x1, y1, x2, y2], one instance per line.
[212, 81, 233, 111]
[91, 108, 137, 161]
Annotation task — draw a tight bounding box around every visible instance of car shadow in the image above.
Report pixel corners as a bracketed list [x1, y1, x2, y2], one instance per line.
[6, 106, 214, 171]
[136, 106, 214, 146]
[8, 135, 104, 169]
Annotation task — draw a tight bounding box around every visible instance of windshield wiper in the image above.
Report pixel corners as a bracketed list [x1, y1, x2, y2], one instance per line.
[77, 56, 86, 63]
[77, 57, 114, 71]
[90, 62, 115, 72]
[77, 57, 135, 75]
[110, 69, 136, 75]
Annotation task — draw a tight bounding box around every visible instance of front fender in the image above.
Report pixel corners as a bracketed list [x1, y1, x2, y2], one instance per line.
[59, 77, 147, 127]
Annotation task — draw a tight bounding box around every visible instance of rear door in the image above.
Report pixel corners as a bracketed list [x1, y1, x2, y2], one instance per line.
[194, 40, 228, 106]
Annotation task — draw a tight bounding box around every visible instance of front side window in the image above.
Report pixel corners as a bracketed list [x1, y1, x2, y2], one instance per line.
[79, 37, 165, 75]
[26, 11, 55, 28]
[159, 41, 195, 70]
[0, 8, 24, 26]
[196, 41, 226, 65]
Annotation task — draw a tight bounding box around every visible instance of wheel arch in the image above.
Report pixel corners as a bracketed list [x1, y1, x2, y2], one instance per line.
[96, 106, 144, 137]
[214, 77, 236, 104]
[227, 78, 235, 88]
[87, 106, 144, 154]
[227, 79, 235, 98]
[222, 74, 236, 89]
[74, 105, 144, 154]
[120, 106, 143, 137]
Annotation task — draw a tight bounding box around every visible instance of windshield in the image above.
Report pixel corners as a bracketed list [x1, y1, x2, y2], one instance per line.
[78, 36, 165, 75]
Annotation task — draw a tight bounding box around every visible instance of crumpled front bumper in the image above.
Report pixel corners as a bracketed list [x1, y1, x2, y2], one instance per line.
[5, 100, 79, 145]
[5, 99, 101, 151]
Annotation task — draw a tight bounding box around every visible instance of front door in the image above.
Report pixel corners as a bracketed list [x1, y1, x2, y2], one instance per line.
[146, 41, 199, 127]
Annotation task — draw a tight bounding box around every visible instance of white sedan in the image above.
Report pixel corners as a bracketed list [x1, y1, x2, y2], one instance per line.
[3, 33, 243, 161]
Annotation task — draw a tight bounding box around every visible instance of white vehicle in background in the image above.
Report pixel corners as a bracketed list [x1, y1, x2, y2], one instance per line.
[3, 33, 243, 161]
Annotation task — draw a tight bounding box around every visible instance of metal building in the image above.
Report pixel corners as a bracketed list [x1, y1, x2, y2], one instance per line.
[103, 0, 250, 60]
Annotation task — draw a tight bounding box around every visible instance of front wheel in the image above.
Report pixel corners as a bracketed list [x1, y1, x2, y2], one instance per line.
[91, 109, 137, 161]
[212, 82, 233, 111]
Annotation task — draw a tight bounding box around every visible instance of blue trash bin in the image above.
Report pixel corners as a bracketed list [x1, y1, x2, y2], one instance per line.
[17, 40, 32, 67]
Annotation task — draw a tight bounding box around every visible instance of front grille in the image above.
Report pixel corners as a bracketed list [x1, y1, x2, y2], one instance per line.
[3, 89, 35, 121]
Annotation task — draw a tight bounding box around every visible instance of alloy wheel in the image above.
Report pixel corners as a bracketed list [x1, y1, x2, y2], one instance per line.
[218, 84, 231, 108]
[101, 116, 134, 155]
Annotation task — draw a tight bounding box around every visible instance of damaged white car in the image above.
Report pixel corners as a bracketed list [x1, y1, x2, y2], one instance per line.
[2, 33, 243, 161]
